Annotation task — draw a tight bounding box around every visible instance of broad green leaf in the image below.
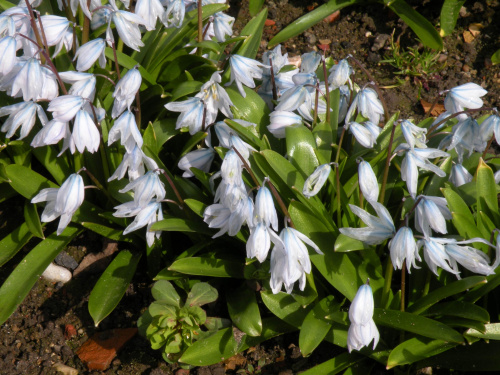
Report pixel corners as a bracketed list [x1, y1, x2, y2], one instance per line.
[227, 284, 262, 336]
[440, 0, 466, 36]
[373, 308, 464, 343]
[476, 158, 498, 213]
[387, 337, 457, 368]
[184, 199, 208, 217]
[268, 0, 357, 48]
[89, 250, 141, 326]
[407, 276, 486, 314]
[150, 119, 178, 151]
[300, 352, 364, 375]
[150, 217, 213, 235]
[186, 282, 218, 307]
[334, 233, 371, 252]
[464, 273, 500, 303]
[0, 222, 33, 267]
[439, 317, 486, 335]
[286, 124, 319, 177]
[442, 186, 480, 240]
[248, 0, 265, 16]
[225, 118, 266, 150]
[312, 120, 333, 162]
[0, 226, 81, 325]
[231, 8, 267, 59]
[152, 280, 181, 306]
[425, 301, 489, 322]
[80, 222, 134, 243]
[299, 296, 336, 356]
[0, 0, 15, 10]
[226, 87, 270, 134]
[171, 80, 203, 101]
[6, 164, 57, 199]
[261, 290, 312, 328]
[32, 146, 71, 185]
[465, 323, 500, 340]
[7, 140, 31, 167]
[24, 202, 44, 239]
[104, 48, 156, 86]
[492, 48, 500, 65]
[387, 0, 443, 50]
[169, 257, 246, 278]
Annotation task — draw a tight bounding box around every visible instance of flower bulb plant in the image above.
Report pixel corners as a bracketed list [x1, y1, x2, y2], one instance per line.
[2, 0, 500, 373]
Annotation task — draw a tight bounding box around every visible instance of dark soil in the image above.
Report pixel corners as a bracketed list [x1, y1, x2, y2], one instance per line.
[2, 1, 500, 374]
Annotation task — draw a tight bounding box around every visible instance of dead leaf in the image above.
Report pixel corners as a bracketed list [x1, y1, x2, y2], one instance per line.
[265, 19, 275, 26]
[319, 39, 331, 45]
[224, 354, 246, 371]
[469, 23, 483, 37]
[317, 44, 330, 52]
[420, 100, 446, 117]
[323, 10, 340, 23]
[463, 30, 475, 43]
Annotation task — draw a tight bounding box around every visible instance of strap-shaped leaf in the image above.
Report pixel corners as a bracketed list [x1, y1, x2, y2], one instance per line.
[387, 337, 457, 368]
[286, 124, 320, 177]
[299, 296, 336, 356]
[168, 257, 247, 278]
[227, 283, 262, 336]
[0, 222, 33, 267]
[440, 0, 466, 36]
[300, 352, 364, 375]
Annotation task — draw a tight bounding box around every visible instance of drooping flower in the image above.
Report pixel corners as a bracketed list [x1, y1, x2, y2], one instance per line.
[163, 0, 185, 28]
[114, 200, 163, 247]
[0, 36, 18, 75]
[401, 119, 427, 149]
[449, 163, 472, 187]
[329, 58, 353, 89]
[388, 227, 421, 273]
[479, 114, 500, 144]
[303, 163, 332, 198]
[212, 12, 234, 42]
[444, 237, 500, 278]
[0, 100, 48, 139]
[415, 195, 451, 238]
[347, 121, 380, 149]
[59, 72, 96, 100]
[418, 237, 460, 276]
[11, 57, 43, 101]
[74, 38, 106, 72]
[443, 83, 487, 115]
[358, 160, 379, 204]
[196, 71, 233, 120]
[178, 147, 215, 178]
[300, 51, 321, 73]
[108, 145, 153, 181]
[345, 87, 384, 125]
[227, 54, 267, 98]
[347, 282, 379, 353]
[108, 9, 149, 51]
[108, 110, 143, 152]
[165, 97, 209, 135]
[112, 66, 142, 118]
[73, 109, 100, 153]
[253, 184, 278, 231]
[134, 0, 164, 30]
[119, 170, 166, 207]
[268, 110, 302, 138]
[31, 173, 85, 235]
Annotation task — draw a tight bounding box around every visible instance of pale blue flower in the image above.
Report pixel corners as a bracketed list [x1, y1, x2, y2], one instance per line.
[59, 72, 96, 100]
[449, 163, 472, 187]
[346, 87, 384, 125]
[11, 57, 42, 101]
[31, 173, 85, 235]
[0, 100, 48, 139]
[31, 120, 68, 149]
[444, 83, 487, 115]
[178, 147, 215, 177]
[119, 170, 166, 207]
[114, 200, 163, 246]
[108, 110, 143, 152]
[112, 66, 142, 118]
[0, 36, 18, 75]
[479, 114, 500, 144]
[108, 145, 148, 181]
[40, 15, 71, 47]
[415, 195, 451, 237]
[418, 237, 459, 276]
[212, 12, 234, 42]
[443, 116, 485, 160]
[74, 38, 106, 72]
[253, 184, 278, 231]
[358, 160, 379, 204]
[401, 119, 427, 149]
[227, 54, 266, 98]
[73, 109, 100, 153]
[163, 0, 185, 28]
[348, 121, 380, 148]
[165, 97, 208, 135]
[388, 227, 420, 272]
[347, 282, 379, 353]
[300, 51, 321, 73]
[339, 202, 395, 245]
[303, 163, 332, 198]
[135, 0, 164, 30]
[196, 71, 233, 120]
[329, 58, 353, 89]
[247, 223, 272, 262]
[443, 237, 499, 278]
[275, 85, 308, 112]
[268, 110, 302, 138]
[108, 9, 148, 50]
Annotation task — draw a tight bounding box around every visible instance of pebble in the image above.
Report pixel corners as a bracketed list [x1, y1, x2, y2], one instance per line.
[462, 64, 470, 72]
[42, 263, 72, 284]
[304, 32, 317, 45]
[371, 34, 390, 51]
[53, 363, 78, 375]
[438, 54, 448, 63]
[55, 252, 79, 270]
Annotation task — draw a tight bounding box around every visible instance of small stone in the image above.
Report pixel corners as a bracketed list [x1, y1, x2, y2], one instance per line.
[371, 34, 390, 51]
[438, 54, 448, 63]
[462, 64, 470, 72]
[175, 369, 190, 375]
[318, 39, 331, 45]
[53, 363, 78, 375]
[55, 252, 79, 271]
[459, 6, 468, 17]
[65, 325, 77, 340]
[304, 32, 317, 45]
[42, 263, 72, 284]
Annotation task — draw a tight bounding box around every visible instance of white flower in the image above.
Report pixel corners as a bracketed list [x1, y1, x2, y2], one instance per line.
[73, 109, 100, 153]
[40, 15, 71, 47]
[418, 237, 460, 276]
[227, 54, 267, 98]
[178, 147, 215, 177]
[112, 67, 142, 118]
[444, 83, 487, 115]
[196, 71, 233, 120]
[303, 163, 332, 198]
[31, 173, 85, 235]
[165, 97, 209, 135]
[358, 160, 379, 204]
[401, 119, 427, 149]
[348, 121, 380, 149]
[59, 72, 96, 100]
[449, 163, 472, 187]
[300, 52, 321, 73]
[246, 223, 282, 263]
[0, 100, 48, 139]
[345, 87, 384, 125]
[119, 170, 165, 207]
[134, 0, 164, 30]
[108, 145, 150, 181]
[0, 36, 18, 75]
[479, 114, 500, 144]
[74, 38, 106, 72]
[339, 202, 395, 245]
[114, 200, 163, 246]
[109, 10, 148, 51]
[108, 110, 143, 152]
[163, 0, 185, 28]
[212, 12, 234, 42]
[267, 110, 302, 138]
[415, 195, 451, 238]
[31, 120, 69, 148]
[388, 227, 421, 273]
[347, 282, 379, 353]
[253, 184, 278, 230]
[329, 58, 353, 89]
[11, 57, 43, 101]
[444, 237, 500, 278]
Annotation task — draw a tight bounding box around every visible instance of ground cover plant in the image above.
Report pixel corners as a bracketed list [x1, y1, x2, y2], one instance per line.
[1, 0, 500, 373]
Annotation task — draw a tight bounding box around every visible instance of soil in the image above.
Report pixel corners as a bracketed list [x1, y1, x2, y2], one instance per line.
[1, 1, 500, 374]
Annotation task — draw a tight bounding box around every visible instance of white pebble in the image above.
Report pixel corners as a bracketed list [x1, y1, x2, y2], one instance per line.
[42, 263, 72, 283]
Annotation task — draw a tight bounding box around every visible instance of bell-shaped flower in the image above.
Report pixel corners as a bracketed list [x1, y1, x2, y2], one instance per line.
[108, 145, 151, 181]
[449, 163, 472, 187]
[112, 67, 142, 118]
[358, 160, 379, 204]
[204, 195, 254, 238]
[348, 121, 380, 149]
[227, 54, 267, 98]
[401, 119, 427, 149]
[73, 109, 100, 153]
[165, 97, 209, 135]
[303, 163, 332, 198]
[246, 223, 283, 263]
[31, 120, 68, 148]
[388, 227, 421, 273]
[121, 201, 163, 246]
[40, 15, 71, 47]
[48, 95, 85, 122]
[443, 83, 487, 115]
[135, 0, 164, 30]
[253, 184, 278, 231]
[339, 202, 395, 245]
[0, 100, 48, 139]
[329, 58, 353, 89]
[444, 116, 484, 160]
[213, 12, 234, 42]
[213, 122, 255, 161]
[345, 87, 384, 125]
[178, 147, 215, 177]
[479, 114, 500, 144]
[109, 10, 148, 51]
[108, 110, 143, 152]
[268, 110, 302, 138]
[163, 0, 185, 28]
[59, 72, 96, 100]
[275, 85, 308, 112]
[415, 195, 451, 237]
[119, 170, 166, 207]
[347, 282, 379, 353]
[74, 38, 106, 72]
[0, 36, 18, 75]
[11, 57, 43, 101]
[443, 237, 499, 278]
[196, 71, 233, 120]
[418, 237, 460, 276]
[300, 51, 321, 73]
[31, 173, 85, 235]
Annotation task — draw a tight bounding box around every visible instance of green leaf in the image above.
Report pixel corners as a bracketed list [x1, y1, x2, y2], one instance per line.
[299, 296, 336, 357]
[442, 187, 483, 239]
[104, 48, 156, 86]
[268, 0, 357, 48]
[387, 0, 443, 50]
[440, 0, 466, 36]
[150, 217, 213, 235]
[248, 0, 265, 16]
[88, 250, 141, 326]
[80, 222, 134, 243]
[425, 301, 489, 322]
[476, 158, 498, 214]
[0, 0, 15, 10]
[171, 80, 203, 101]
[300, 352, 364, 375]
[0, 222, 33, 267]
[373, 308, 464, 343]
[152, 280, 181, 307]
[334, 234, 371, 252]
[286, 124, 319, 177]
[261, 291, 312, 328]
[387, 337, 457, 368]
[6, 164, 57, 199]
[465, 323, 500, 340]
[225, 119, 266, 150]
[226, 87, 271, 133]
[169, 257, 246, 278]
[32, 147, 71, 185]
[231, 8, 267, 59]
[407, 276, 486, 314]
[0, 226, 81, 325]
[7, 140, 31, 167]
[24, 202, 44, 239]
[227, 283, 262, 336]
[492, 48, 500, 65]
[312, 120, 333, 162]
[186, 282, 218, 307]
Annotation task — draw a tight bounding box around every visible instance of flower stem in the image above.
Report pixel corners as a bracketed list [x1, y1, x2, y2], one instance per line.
[24, 0, 45, 64]
[266, 179, 295, 228]
[82, 0, 92, 44]
[482, 135, 495, 160]
[334, 127, 346, 225]
[313, 81, 319, 127]
[401, 260, 406, 312]
[159, 170, 185, 208]
[80, 167, 113, 202]
[111, 41, 121, 80]
[322, 55, 331, 124]
[381, 257, 393, 308]
[378, 121, 397, 204]
[269, 57, 278, 101]
[231, 146, 260, 188]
